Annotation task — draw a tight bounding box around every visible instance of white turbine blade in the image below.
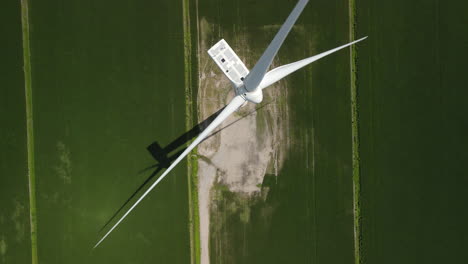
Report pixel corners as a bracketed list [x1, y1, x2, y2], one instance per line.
[258, 37, 367, 90]
[94, 95, 246, 249]
[243, 0, 309, 92]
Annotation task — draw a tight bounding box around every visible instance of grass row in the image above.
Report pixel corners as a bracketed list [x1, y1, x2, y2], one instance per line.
[348, 0, 362, 264]
[20, 0, 38, 263]
[188, 153, 200, 264]
[182, 0, 201, 263]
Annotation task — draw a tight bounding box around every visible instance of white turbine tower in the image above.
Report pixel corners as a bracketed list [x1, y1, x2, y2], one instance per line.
[94, 0, 366, 248]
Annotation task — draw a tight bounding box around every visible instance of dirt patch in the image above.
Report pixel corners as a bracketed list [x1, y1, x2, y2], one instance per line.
[196, 17, 290, 264]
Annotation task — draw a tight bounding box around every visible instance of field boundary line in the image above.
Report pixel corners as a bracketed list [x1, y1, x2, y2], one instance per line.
[348, 0, 362, 264]
[182, 0, 201, 263]
[20, 0, 38, 263]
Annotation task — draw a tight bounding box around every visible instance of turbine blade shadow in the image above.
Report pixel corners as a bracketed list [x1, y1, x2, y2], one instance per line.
[204, 100, 273, 142]
[162, 106, 225, 155]
[99, 149, 185, 232]
[99, 166, 163, 232]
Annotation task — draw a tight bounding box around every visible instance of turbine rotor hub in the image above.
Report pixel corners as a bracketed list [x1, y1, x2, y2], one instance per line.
[238, 86, 263, 104]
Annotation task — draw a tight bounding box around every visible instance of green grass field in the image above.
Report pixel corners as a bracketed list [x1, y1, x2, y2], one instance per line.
[0, 1, 32, 263]
[13, 0, 192, 263]
[356, 1, 468, 263]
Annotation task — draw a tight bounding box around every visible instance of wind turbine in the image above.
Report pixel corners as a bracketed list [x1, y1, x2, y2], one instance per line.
[94, 0, 366, 248]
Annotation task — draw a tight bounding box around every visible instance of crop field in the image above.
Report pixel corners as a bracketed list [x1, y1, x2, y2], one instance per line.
[1, 0, 467, 264]
[356, 1, 468, 263]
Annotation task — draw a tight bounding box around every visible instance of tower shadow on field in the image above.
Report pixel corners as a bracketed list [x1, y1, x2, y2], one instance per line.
[100, 101, 272, 232]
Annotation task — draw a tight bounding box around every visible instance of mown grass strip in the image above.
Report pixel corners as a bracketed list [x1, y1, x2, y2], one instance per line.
[348, 1, 361, 264]
[20, 0, 38, 263]
[188, 153, 200, 264]
[182, 0, 201, 263]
